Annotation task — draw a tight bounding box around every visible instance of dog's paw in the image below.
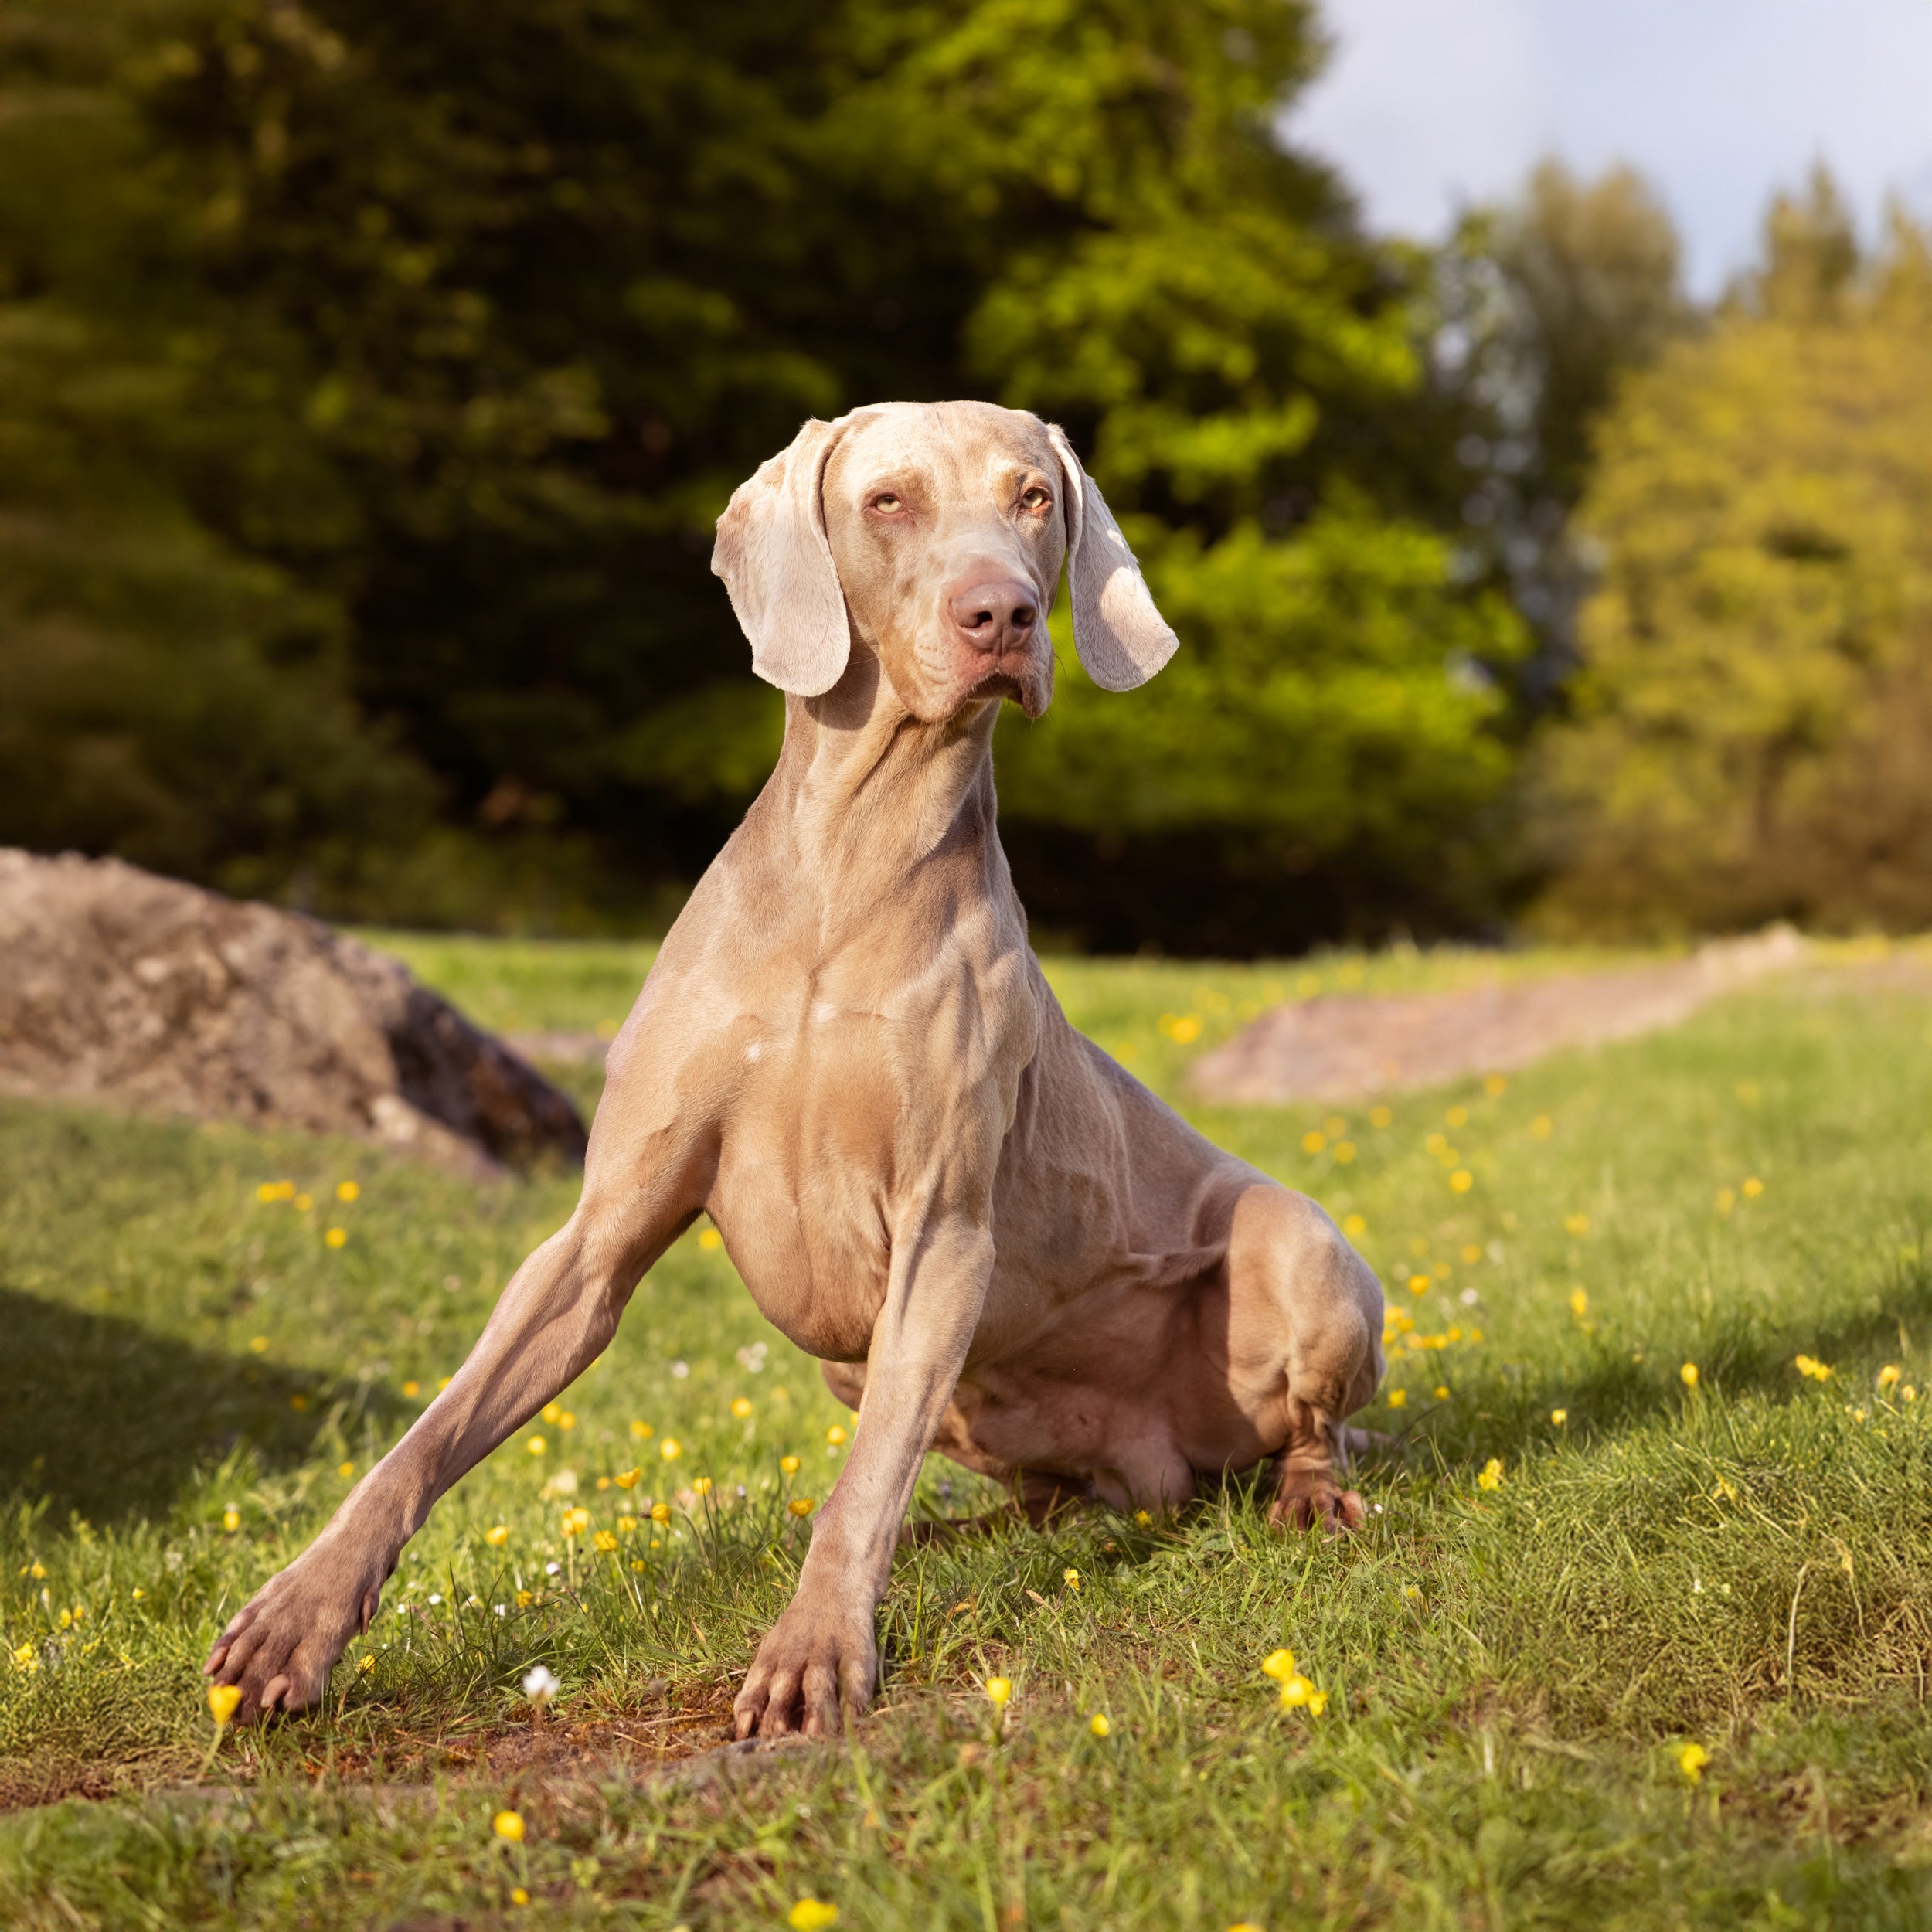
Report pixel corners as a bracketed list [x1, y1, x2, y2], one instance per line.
[202, 1543, 384, 1723]
[733, 1594, 878, 1740]
[1267, 1475, 1367, 1534]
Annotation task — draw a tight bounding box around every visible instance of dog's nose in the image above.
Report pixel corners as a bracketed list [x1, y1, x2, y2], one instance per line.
[949, 580, 1038, 657]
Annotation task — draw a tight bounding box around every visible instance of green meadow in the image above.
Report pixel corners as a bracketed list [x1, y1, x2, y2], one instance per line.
[7, 937, 1932, 1928]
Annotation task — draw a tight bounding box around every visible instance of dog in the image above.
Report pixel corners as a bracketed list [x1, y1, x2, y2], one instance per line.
[204, 400, 1385, 1738]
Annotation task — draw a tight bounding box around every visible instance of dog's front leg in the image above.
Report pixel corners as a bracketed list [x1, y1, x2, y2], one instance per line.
[735, 1214, 992, 1739]
[203, 1166, 696, 1723]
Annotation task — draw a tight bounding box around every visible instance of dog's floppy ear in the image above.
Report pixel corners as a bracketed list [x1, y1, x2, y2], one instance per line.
[712, 417, 850, 696]
[1047, 423, 1178, 692]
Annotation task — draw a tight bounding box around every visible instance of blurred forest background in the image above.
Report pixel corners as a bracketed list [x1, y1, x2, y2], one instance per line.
[2, 0, 1929, 953]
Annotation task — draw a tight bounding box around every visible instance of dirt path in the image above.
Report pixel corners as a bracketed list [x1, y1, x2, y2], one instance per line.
[1186, 928, 1807, 1105]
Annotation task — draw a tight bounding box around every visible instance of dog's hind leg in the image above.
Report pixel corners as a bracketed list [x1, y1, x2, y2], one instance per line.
[1221, 1181, 1383, 1534]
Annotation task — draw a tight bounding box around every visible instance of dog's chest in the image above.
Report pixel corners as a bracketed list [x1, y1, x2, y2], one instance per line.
[706, 1002, 906, 1360]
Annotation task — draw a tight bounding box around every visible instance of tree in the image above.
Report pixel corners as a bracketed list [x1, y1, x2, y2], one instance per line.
[1526, 186, 1932, 934]
[2, 0, 1527, 947]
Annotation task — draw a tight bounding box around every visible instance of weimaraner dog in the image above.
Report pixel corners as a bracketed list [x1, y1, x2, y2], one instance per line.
[205, 400, 1384, 1737]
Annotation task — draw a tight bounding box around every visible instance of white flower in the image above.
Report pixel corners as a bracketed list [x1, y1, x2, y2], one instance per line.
[427, 1594, 442, 1606]
[522, 1665, 560, 1702]
[671, 1360, 690, 1379]
[545, 1561, 560, 1576]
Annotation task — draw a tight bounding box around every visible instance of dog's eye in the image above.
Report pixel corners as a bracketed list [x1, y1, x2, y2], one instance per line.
[1020, 487, 1052, 511]
[871, 493, 902, 514]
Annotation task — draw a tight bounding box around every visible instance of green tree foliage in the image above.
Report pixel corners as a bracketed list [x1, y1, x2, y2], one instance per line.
[1529, 180, 1932, 934]
[1438, 160, 1685, 695]
[0, 0, 1526, 946]
[0, 5, 433, 901]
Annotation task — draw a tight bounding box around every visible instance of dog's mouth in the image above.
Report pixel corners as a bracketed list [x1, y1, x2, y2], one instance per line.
[963, 668, 1042, 719]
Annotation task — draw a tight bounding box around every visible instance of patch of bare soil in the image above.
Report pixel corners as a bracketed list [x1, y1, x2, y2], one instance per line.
[0, 1692, 748, 1814]
[1187, 927, 1806, 1105]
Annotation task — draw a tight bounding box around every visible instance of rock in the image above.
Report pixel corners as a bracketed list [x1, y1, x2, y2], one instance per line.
[0, 849, 587, 1171]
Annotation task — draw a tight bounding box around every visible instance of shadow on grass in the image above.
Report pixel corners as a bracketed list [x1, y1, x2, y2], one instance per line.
[0, 1287, 407, 1528]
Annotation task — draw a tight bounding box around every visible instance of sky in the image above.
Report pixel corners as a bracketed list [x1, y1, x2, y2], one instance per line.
[1287, 0, 1932, 297]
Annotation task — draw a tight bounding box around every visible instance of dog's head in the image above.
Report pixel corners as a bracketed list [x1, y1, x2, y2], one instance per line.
[713, 401, 1176, 723]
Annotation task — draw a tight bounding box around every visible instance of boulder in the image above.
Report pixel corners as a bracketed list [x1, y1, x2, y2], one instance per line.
[0, 849, 587, 1172]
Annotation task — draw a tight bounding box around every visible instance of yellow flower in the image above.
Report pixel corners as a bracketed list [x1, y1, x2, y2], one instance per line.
[206, 1683, 243, 1726]
[826, 1424, 848, 1446]
[1477, 1458, 1504, 1492]
[1134, 1509, 1151, 1526]
[1445, 1104, 1468, 1128]
[659, 1437, 682, 1461]
[1301, 1130, 1326, 1154]
[324, 1227, 348, 1249]
[731, 1396, 754, 1419]
[542, 1403, 561, 1425]
[1907, 1386, 1920, 1403]
[1335, 1141, 1356, 1163]
[250, 1335, 269, 1354]
[614, 1468, 641, 1488]
[1879, 1364, 1902, 1389]
[780, 1454, 801, 1475]
[788, 1498, 815, 1518]
[402, 1380, 420, 1399]
[1342, 1213, 1367, 1237]
[294, 1194, 314, 1213]
[223, 1508, 240, 1532]
[338, 1461, 355, 1478]
[1551, 1409, 1568, 1426]
[788, 1901, 839, 1931]
[1063, 1568, 1080, 1591]
[1529, 1114, 1553, 1138]
[593, 1530, 618, 1553]
[1795, 1355, 1834, 1382]
[511, 1889, 529, 1907]
[1741, 1176, 1764, 1199]
[493, 1809, 526, 1842]
[1484, 1073, 1508, 1097]
[1277, 1673, 1314, 1708]
[561, 1507, 591, 1536]
[1369, 1105, 1393, 1128]
[629, 1420, 654, 1440]
[617, 1515, 637, 1532]
[651, 1501, 672, 1523]
[1406, 1274, 1430, 1296]
[1089, 1713, 1111, 1736]
[984, 1675, 1012, 1707]
[1387, 1389, 1407, 1409]
[1680, 1362, 1699, 1389]
[12, 1642, 37, 1673]
[1675, 1742, 1709, 1783]
[558, 1411, 576, 1431]
[1307, 1689, 1329, 1715]
[1449, 1170, 1473, 1193]
[1715, 1189, 1736, 1216]
[691, 1475, 712, 1496]
[1262, 1648, 1296, 1682]
[698, 1226, 723, 1252]
[336, 1180, 360, 1202]
[359, 1653, 376, 1673]
[527, 1435, 546, 1456]
[1569, 1288, 1589, 1318]
[1564, 1213, 1590, 1236]
[255, 1182, 280, 1203]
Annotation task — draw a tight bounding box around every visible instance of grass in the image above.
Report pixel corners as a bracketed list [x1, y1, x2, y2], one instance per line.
[5, 935, 1932, 1926]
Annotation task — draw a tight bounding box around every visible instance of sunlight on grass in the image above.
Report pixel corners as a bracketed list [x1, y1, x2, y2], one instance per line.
[5, 941, 1932, 1925]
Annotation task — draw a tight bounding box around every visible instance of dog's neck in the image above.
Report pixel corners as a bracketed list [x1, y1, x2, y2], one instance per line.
[760, 645, 1012, 913]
